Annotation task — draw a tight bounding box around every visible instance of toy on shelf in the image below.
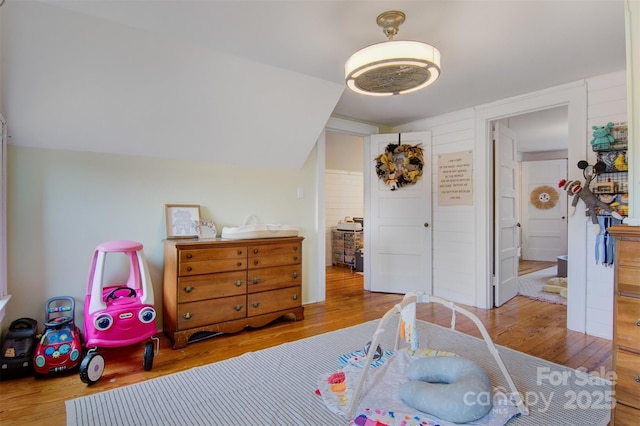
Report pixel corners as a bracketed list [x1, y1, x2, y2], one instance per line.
[33, 297, 83, 375]
[559, 160, 622, 233]
[79, 240, 159, 385]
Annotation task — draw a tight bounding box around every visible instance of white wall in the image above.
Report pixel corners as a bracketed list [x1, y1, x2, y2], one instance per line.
[6, 145, 319, 331]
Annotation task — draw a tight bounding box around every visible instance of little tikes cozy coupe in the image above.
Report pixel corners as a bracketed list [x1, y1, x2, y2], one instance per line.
[79, 240, 159, 385]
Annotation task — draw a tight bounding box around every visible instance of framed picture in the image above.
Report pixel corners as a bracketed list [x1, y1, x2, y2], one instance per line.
[165, 204, 201, 239]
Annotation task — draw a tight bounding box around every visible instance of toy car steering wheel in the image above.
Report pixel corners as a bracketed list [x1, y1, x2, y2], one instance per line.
[44, 316, 72, 328]
[105, 286, 137, 302]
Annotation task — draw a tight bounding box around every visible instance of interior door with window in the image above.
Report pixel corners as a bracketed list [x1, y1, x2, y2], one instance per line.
[365, 132, 432, 294]
[494, 123, 519, 306]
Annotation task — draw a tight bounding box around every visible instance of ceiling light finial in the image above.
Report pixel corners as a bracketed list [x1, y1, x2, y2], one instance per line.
[345, 10, 441, 96]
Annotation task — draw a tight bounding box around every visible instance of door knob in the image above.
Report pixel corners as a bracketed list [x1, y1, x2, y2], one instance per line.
[424, 223, 429, 228]
[516, 223, 521, 227]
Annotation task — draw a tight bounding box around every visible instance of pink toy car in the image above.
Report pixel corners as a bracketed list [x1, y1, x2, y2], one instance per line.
[79, 240, 159, 384]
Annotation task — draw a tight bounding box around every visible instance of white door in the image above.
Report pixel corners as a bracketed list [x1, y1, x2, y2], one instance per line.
[521, 160, 568, 261]
[494, 123, 519, 306]
[365, 132, 432, 294]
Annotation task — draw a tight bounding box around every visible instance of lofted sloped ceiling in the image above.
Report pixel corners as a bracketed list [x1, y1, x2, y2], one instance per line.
[0, 0, 627, 167]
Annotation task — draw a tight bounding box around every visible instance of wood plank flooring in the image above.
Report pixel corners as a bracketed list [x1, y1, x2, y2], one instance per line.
[0, 265, 611, 426]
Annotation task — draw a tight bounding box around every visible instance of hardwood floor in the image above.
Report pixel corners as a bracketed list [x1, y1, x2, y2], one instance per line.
[0, 265, 611, 426]
[518, 259, 557, 276]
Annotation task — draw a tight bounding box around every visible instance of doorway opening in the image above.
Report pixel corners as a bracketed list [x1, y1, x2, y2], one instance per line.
[324, 129, 365, 295]
[492, 106, 569, 310]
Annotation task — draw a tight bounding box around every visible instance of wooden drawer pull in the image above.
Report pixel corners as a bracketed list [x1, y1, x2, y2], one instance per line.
[253, 249, 259, 254]
[253, 260, 259, 265]
[292, 294, 298, 301]
[237, 262, 242, 267]
[184, 286, 194, 293]
[252, 277, 260, 284]
[186, 253, 193, 259]
[252, 302, 260, 308]
[294, 246, 298, 251]
[234, 305, 243, 311]
[293, 256, 298, 261]
[635, 375, 640, 383]
[187, 266, 193, 272]
[292, 272, 298, 279]
[182, 312, 192, 320]
[234, 280, 243, 287]
[636, 320, 640, 326]
[237, 250, 243, 255]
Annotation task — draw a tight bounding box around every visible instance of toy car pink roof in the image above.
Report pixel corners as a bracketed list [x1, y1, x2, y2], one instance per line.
[95, 240, 143, 252]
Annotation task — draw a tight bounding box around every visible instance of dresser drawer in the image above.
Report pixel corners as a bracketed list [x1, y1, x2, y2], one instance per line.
[179, 258, 246, 276]
[248, 242, 301, 258]
[177, 295, 246, 330]
[614, 401, 640, 425]
[616, 296, 640, 352]
[247, 265, 302, 293]
[177, 271, 246, 303]
[180, 247, 246, 262]
[615, 349, 640, 409]
[247, 286, 302, 317]
[618, 266, 640, 296]
[248, 253, 302, 269]
[618, 240, 640, 268]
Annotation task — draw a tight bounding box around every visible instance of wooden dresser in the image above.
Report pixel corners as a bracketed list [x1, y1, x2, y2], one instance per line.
[608, 225, 640, 425]
[163, 236, 304, 348]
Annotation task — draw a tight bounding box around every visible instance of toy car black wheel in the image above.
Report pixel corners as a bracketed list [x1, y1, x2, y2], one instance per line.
[143, 341, 154, 371]
[79, 352, 105, 385]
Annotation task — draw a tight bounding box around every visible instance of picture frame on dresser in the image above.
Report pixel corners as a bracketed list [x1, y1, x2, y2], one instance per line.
[165, 204, 201, 239]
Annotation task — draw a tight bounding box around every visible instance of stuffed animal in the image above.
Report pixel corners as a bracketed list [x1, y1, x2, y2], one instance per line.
[590, 122, 615, 149]
[559, 160, 622, 233]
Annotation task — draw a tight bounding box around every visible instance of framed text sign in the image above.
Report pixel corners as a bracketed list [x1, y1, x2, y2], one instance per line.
[438, 151, 473, 206]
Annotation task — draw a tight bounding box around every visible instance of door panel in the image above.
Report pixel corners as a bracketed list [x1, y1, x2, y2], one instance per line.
[494, 123, 519, 306]
[521, 160, 568, 261]
[367, 132, 432, 294]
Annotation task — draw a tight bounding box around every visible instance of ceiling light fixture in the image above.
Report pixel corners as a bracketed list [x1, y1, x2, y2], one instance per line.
[345, 10, 441, 96]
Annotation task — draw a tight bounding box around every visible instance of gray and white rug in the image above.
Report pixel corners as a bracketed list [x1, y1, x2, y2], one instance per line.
[66, 316, 609, 425]
[518, 267, 567, 305]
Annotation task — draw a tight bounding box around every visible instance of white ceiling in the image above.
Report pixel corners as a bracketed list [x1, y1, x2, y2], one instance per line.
[45, 0, 626, 128]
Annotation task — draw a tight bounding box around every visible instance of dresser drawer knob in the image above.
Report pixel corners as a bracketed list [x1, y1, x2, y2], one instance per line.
[253, 260, 259, 265]
[636, 320, 640, 327]
[186, 253, 193, 259]
[182, 312, 192, 320]
[237, 262, 242, 267]
[292, 294, 298, 301]
[294, 246, 298, 251]
[184, 286, 194, 293]
[252, 277, 260, 284]
[293, 256, 298, 261]
[252, 302, 260, 308]
[253, 249, 259, 254]
[237, 250, 243, 255]
[636, 375, 640, 383]
[234, 280, 243, 287]
[292, 272, 298, 279]
[187, 266, 193, 272]
[234, 305, 243, 311]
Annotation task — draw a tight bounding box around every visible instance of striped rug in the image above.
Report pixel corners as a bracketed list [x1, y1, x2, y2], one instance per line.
[66, 317, 610, 426]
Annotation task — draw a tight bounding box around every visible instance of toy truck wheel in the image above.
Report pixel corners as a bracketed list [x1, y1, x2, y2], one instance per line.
[80, 352, 105, 385]
[143, 341, 154, 371]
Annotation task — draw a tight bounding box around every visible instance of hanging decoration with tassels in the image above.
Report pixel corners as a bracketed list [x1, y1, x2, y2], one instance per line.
[374, 134, 425, 191]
